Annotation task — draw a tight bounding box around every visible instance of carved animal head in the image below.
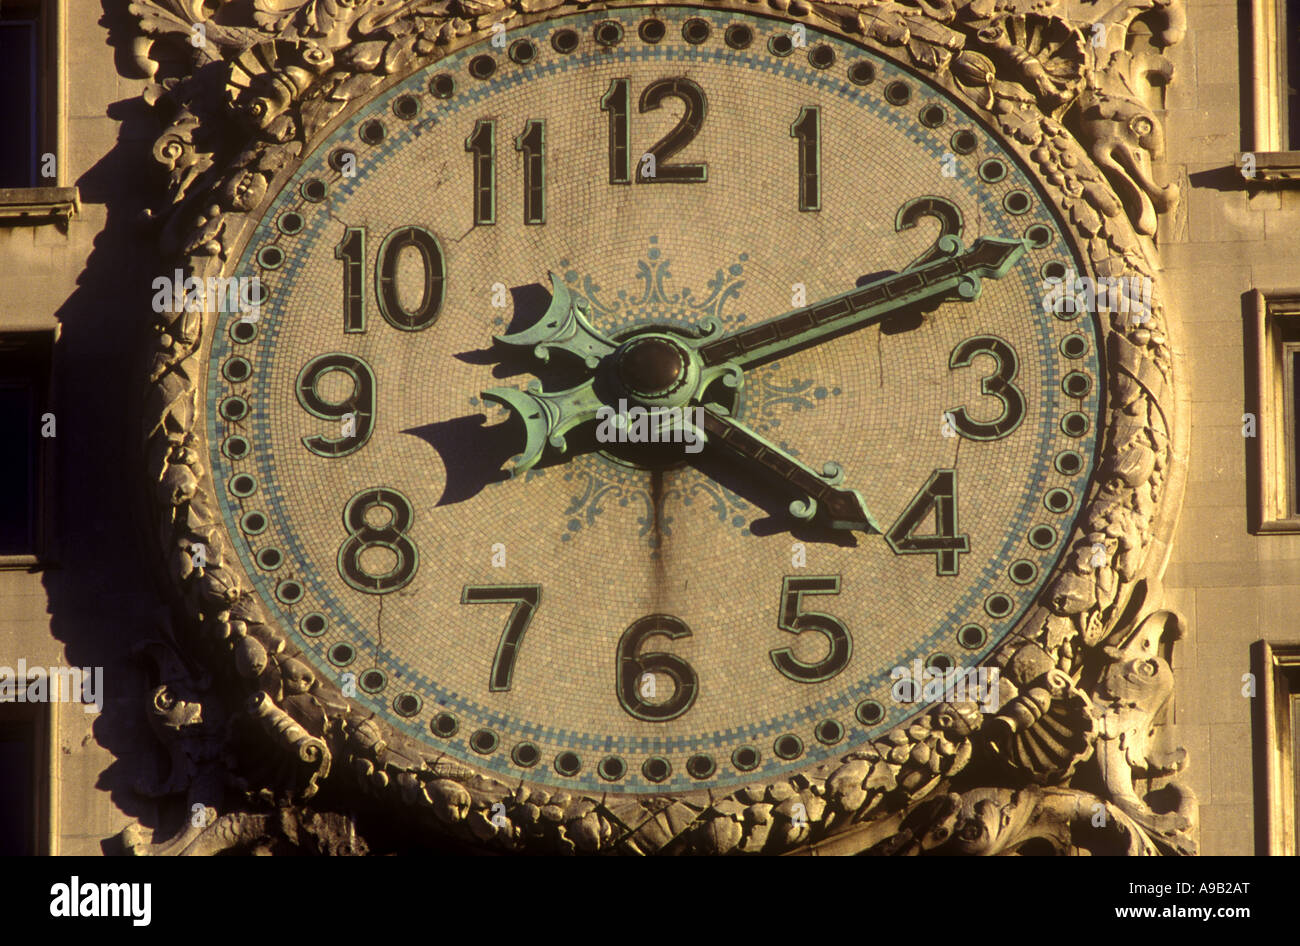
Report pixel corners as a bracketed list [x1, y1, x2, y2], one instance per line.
[946, 787, 1041, 855]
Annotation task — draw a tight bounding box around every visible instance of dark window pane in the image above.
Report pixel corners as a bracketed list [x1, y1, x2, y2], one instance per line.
[1290, 0, 1300, 149]
[0, 385, 34, 553]
[0, 21, 37, 188]
[1293, 693, 1300, 854]
[0, 721, 36, 855]
[1293, 352, 1300, 513]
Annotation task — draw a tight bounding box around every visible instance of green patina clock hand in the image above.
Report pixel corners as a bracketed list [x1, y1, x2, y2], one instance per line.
[481, 235, 1024, 526]
[480, 378, 607, 474]
[493, 272, 618, 370]
[698, 406, 882, 532]
[698, 235, 1027, 369]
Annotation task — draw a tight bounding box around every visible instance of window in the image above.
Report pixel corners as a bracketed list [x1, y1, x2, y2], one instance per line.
[1288, 1, 1300, 149]
[1247, 292, 1300, 531]
[0, 12, 38, 188]
[0, 701, 51, 856]
[0, 0, 57, 189]
[1240, 0, 1300, 182]
[0, 1, 76, 226]
[0, 330, 54, 564]
[1252, 641, 1300, 855]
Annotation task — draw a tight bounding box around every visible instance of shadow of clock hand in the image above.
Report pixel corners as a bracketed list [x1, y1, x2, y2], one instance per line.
[850, 270, 935, 336]
[404, 411, 612, 506]
[453, 282, 581, 387]
[401, 414, 516, 506]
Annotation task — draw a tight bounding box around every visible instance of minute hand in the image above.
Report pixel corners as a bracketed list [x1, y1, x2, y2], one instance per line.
[698, 237, 1027, 369]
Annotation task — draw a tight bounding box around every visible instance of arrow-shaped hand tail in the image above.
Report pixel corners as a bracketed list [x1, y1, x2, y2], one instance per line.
[699, 408, 882, 533]
[962, 237, 1027, 279]
[493, 272, 617, 370]
[481, 378, 605, 474]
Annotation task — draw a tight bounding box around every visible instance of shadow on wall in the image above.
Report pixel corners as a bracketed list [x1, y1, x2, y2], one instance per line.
[36, 0, 198, 853]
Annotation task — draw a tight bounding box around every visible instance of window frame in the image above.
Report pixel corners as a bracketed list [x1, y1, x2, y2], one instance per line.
[0, 0, 76, 225]
[1239, 0, 1300, 183]
[1247, 291, 1300, 532]
[0, 699, 53, 856]
[1252, 640, 1300, 855]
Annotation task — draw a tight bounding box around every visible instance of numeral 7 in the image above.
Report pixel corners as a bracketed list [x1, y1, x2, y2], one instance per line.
[461, 584, 542, 691]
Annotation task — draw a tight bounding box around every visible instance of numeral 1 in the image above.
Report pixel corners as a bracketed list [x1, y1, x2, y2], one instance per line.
[465, 119, 496, 226]
[466, 119, 548, 225]
[514, 120, 546, 225]
[600, 78, 631, 184]
[791, 106, 821, 212]
[335, 226, 365, 332]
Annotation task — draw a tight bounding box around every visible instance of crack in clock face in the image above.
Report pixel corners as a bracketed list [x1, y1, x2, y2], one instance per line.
[207, 7, 1102, 794]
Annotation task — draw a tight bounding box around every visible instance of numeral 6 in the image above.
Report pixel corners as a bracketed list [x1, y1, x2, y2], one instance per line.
[615, 614, 698, 721]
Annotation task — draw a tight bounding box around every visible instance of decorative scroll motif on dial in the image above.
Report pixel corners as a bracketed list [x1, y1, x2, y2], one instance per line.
[128, 0, 1193, 855]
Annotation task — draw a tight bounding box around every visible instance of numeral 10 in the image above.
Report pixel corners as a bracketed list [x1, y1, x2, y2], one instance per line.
[334, 225, 446, 333]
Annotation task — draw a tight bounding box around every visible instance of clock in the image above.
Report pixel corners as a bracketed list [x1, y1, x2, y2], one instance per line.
[142, 0, 1184, 854]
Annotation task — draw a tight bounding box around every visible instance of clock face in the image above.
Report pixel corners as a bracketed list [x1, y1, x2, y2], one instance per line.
[206, 6, 1101, 795]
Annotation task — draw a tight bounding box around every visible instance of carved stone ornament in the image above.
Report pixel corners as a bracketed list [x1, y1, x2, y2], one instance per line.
[125, 0, 1194, 854]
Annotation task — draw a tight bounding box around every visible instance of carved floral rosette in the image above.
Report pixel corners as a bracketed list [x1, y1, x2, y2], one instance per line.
[130, 0, 1195, 855]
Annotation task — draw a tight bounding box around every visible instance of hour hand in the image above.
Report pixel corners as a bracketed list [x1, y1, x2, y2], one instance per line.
[698, 406, 881, 533]
[494, 273, 617, 371]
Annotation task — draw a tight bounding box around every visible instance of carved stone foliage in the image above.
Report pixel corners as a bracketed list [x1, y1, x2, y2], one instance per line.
[124, 0, 1195, 854]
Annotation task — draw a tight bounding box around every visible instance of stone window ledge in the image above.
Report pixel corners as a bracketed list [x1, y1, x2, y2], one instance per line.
[1238, 151, 1300, 185]
[0, 187, 80, 228]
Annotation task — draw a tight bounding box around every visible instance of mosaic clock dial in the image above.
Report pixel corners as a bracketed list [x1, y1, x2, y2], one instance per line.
[207, 6, 1101, 795]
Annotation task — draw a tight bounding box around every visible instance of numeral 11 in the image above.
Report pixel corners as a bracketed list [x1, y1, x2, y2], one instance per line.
[465, 118, 547, 226]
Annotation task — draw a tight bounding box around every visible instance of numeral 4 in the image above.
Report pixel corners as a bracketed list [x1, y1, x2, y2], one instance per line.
[885, 469, 969, 576]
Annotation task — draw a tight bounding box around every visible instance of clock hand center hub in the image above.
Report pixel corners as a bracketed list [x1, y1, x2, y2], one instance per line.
[612, 333, 699, 407]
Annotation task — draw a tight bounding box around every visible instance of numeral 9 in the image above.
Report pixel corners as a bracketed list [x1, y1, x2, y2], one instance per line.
[296, 353, 375, 458]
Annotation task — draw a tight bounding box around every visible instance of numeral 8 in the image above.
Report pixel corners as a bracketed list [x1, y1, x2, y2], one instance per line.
[338, 487, 419, 593]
